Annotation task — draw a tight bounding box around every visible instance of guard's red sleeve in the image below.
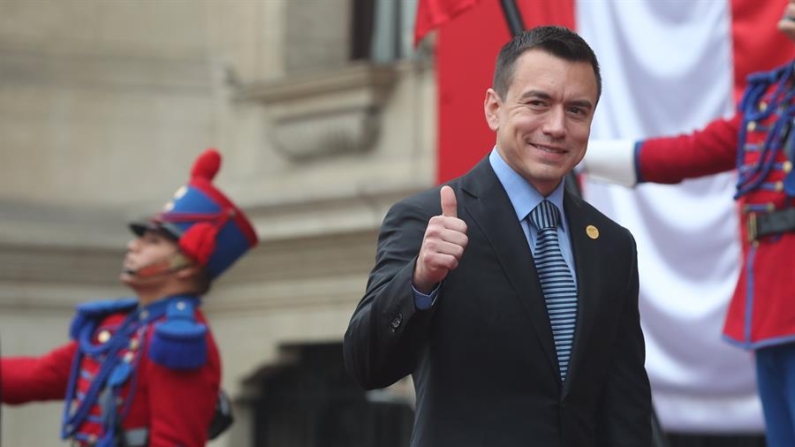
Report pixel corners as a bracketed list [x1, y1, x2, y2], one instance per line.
[638, 114, 741, 184]
[1, 342, 77, 404]
[145, 335, 221, 447]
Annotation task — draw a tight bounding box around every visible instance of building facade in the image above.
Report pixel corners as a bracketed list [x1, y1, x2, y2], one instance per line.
[0, 1, 428, 445]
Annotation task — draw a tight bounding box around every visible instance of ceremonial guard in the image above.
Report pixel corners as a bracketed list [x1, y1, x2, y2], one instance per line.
[1, 149, 258, 447]
[582, 5, 795, 446]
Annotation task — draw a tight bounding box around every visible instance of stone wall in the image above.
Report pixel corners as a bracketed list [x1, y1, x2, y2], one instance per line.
[0, 1, 435, 446]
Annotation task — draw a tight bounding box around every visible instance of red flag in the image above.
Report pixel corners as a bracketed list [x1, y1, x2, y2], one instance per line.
[434, 0, 574, 182]
[414, 0, 481, 47]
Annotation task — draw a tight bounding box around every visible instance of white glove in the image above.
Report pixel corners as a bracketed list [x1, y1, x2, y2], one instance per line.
[581, 139, 639, 188]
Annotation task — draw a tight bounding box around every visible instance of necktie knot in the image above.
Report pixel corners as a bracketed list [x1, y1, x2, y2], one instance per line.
[529, 200, 560, 230]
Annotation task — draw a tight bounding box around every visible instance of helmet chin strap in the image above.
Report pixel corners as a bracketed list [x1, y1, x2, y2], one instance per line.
[124, 252, 192, 279]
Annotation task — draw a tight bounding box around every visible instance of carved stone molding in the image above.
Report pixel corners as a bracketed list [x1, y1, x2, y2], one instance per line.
[238, 63, 398, 162]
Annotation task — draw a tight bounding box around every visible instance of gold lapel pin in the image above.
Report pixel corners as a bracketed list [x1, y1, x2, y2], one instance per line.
[586, 225, 599, 240]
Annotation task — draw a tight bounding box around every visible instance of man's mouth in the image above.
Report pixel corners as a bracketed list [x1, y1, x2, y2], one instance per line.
[530, 143, 567, 154]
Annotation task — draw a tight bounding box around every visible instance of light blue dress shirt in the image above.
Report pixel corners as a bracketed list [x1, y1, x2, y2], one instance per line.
[488, 148, 578, 285]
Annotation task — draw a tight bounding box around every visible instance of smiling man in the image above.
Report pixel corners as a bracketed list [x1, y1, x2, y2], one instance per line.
[344, 26, 651, 447]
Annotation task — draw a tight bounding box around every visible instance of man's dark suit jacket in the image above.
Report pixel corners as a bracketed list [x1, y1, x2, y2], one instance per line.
[344, 158, 651, 447]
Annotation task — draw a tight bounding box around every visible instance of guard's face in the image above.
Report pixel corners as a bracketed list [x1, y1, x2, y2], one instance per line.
[485, 49, 597, 196]
[121, 230, 182, 283]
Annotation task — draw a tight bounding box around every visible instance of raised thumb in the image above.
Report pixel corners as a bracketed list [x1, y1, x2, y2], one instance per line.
[440, 185, 457, 218]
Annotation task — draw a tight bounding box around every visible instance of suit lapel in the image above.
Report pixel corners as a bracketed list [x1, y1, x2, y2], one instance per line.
[561, 192, 600, 397]
[460, 160, 560, 379]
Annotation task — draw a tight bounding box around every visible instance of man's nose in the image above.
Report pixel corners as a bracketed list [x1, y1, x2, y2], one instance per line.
[542, 106, 567, 138]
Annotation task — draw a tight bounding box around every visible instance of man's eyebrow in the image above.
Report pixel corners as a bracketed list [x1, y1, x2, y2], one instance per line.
[519, 90, 551, 100]
[518, 90, 594, 110]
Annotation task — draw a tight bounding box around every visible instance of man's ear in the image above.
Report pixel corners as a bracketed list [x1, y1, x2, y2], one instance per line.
[484, 88, 502, 131]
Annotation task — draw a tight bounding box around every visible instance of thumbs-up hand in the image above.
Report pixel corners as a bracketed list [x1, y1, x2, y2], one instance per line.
[413, 186, 469, 293]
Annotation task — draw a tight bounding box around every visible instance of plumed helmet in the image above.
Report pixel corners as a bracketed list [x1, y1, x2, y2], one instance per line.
[130, 149, 258, 279]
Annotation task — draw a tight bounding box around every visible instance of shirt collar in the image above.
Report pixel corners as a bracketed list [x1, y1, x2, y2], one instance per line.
[488, 147, 568, 229]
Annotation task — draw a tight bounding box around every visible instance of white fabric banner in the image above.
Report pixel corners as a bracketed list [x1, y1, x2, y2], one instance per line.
[577, 0, 764, 432]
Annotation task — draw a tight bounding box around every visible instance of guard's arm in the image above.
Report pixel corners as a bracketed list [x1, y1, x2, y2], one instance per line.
[1, 342, 77, 404]
[583, 115, 740, 187]
[144, 330, 220, 447]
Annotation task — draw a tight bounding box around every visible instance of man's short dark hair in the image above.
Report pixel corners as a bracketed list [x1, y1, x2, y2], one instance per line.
[492, 25, 602, 103]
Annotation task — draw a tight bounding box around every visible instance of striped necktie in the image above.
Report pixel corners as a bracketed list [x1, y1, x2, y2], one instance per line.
[529, 200, 578, 382]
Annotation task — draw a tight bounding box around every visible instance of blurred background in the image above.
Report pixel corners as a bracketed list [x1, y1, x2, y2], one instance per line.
[0, 0, 789, 446]
[0, 0, 427, 445]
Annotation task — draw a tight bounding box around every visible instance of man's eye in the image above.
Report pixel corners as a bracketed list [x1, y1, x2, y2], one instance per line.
[568, 107, 585, 115]
[144, 234, 162, 244]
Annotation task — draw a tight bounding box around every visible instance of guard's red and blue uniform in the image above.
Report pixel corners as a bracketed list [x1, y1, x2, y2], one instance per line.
[1, 149, 259, 447]
[636, 62, 795, 350]
[2, 295, 220, 447]
[634, 61, 795, 446]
